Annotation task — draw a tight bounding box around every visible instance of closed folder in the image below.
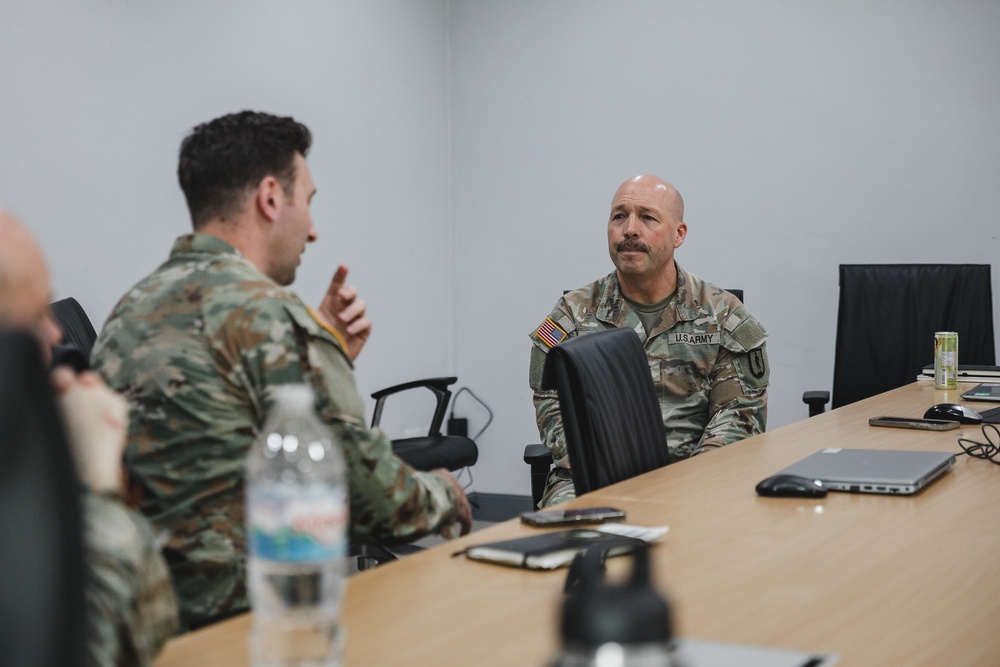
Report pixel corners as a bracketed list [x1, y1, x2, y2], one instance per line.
[918, 364, 1000, 383]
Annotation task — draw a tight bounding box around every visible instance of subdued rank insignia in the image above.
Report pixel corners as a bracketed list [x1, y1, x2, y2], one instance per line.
[535, 317, 568, 348]
[749, 348, 766, 378]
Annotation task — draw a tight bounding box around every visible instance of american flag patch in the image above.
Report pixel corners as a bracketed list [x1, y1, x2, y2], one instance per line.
[535, 318, 568, 348]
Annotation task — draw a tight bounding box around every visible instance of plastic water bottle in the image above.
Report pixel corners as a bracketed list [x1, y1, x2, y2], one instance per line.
[246, 384, 347, 667]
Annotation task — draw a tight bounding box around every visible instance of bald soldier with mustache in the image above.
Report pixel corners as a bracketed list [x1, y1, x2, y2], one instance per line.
[528, 175, 770, 507]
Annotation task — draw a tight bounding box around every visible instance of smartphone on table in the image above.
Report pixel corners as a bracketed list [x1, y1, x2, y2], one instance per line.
[868, 416, 959, 431]
[520, 506, 626, 527]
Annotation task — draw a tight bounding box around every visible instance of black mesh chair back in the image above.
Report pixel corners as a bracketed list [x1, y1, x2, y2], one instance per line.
[831, 264, 995, 409]
[49, 297, 97, 371]
[541, 327, 672, 496]
[0, 331, 87, 667]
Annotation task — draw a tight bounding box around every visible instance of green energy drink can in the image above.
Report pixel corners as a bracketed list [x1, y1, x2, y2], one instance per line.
[934, 331, 958, 389]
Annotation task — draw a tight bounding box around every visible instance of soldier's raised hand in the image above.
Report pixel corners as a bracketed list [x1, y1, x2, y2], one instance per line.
[316, 264, 371, 362]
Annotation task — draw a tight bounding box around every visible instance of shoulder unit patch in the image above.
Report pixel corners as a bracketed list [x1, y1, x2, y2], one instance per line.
[535, 317, 568, 348]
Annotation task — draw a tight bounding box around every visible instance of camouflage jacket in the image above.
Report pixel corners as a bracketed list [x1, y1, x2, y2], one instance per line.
[92, 234, 460, 629]
[529, 266, 769, 505]
[83, 491, 178, 666]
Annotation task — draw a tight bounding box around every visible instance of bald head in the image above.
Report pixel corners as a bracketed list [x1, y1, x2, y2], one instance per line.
[612, 175, 684, 223]
[607, 175, 688, 304]
[0, 211, 62, 358]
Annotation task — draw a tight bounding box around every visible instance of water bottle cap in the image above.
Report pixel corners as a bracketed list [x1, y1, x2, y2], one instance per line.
[270, 384, 315, 410]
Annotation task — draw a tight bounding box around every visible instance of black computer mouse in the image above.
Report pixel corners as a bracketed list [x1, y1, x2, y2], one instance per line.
[923, 403, 983, 425]
[755, 474, 828, 498]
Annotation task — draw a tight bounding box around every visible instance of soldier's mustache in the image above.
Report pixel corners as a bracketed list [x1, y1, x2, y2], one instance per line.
[616, 239, 649, 253]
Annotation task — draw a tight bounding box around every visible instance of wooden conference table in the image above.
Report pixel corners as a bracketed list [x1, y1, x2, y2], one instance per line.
[157, 382, 1000, 666]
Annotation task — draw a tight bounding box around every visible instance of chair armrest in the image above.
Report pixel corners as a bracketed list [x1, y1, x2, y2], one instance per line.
[371, 377, 458, 400]
[523, 443, 552, 466]
[802, 390, 831, 417]
[370, 377, 458, 434]
[523, 444, 553, 510]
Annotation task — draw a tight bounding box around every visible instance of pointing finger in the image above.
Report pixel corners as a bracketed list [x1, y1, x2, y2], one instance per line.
[328, 264, 349, 294]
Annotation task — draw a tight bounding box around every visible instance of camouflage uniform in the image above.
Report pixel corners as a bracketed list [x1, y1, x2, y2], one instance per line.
[529, 265, 769, 507]
[83, 491, 178, 666]
[92, 234, 460, 629]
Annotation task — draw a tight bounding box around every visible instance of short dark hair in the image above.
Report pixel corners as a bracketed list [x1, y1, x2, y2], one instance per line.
[177, 111, 312, 228]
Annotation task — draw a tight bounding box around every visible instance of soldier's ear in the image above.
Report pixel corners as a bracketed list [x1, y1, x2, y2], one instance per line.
[255, 176, 284, 223]
[674, 221, 687, 248]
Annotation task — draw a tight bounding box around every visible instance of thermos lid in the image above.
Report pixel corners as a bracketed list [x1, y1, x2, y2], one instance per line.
[560, 546, 672, 647]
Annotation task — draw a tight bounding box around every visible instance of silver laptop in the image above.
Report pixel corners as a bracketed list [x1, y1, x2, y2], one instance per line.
[777, 448, 956, 495]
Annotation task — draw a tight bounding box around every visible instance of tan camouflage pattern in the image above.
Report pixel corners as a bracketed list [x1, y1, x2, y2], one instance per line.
[83, 491, 178, 666]
[529, 265, 769, 507]
[92, 234, 460, 629]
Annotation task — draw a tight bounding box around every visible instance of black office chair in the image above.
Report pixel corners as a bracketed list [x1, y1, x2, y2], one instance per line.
[352, 377, 479, 569]
[803, 264, 996, 416]
[541, 328, 672, 497]
[525, 288, 744, 508]
[49, 297, 97, 371]
[0, 331, 87, 667]
[372, 377, 479, 471]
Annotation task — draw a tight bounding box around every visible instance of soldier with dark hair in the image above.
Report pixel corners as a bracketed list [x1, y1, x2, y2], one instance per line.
[92, 111, 471, 629]
[177, 110, 313, 232]
[529, 175, 769, 507]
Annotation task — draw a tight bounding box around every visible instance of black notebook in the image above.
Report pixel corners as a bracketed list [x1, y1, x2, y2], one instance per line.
[461, 527, 654, 570]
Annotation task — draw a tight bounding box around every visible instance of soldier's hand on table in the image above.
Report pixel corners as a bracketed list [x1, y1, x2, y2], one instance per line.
[432, 468, 473, 537]
[317, 264, 371, 362]
[51, 367, 129, 494]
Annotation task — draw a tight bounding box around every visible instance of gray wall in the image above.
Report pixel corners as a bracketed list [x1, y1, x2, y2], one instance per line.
[2, 1, 998, 496]
[0, 0, 454, 401]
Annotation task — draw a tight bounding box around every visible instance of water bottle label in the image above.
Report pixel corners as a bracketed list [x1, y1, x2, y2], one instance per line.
[248, 486, 347, 562]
